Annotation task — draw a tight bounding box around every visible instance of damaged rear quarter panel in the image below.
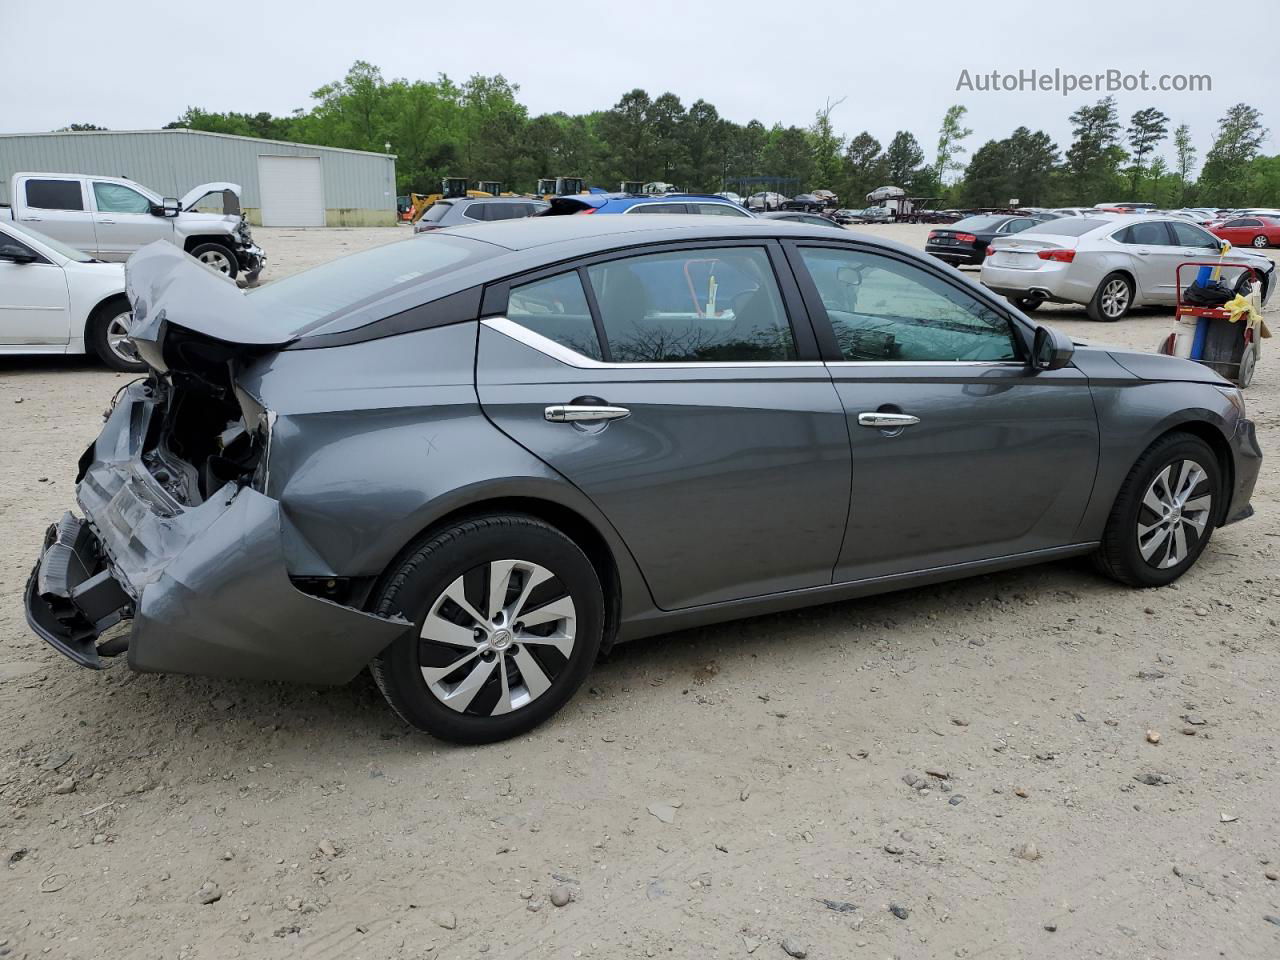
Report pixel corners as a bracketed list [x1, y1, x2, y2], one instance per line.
[237, 323, 644, 594]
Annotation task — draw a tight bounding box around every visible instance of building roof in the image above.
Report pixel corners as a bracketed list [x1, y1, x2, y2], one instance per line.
[0, 127, 396, 159]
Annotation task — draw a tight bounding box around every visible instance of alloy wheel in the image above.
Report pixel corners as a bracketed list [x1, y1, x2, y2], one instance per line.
[1136, 459, 1213, 569]
[1100, 278, 1130, 318]
[418, 559, 576, 716]
[1253, 235, 1268, 248]
[105, 311, 140, 365]
[198, 248, 234, 274]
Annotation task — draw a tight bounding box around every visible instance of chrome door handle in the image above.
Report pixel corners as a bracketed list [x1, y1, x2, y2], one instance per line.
[857, 412, 920, 428]
[98, 218, 115, 224]
[20, 216, 41, 222]
[545, 404, 631, 423]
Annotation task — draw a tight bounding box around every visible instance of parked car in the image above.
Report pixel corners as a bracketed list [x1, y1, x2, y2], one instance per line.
[782, 193, 829, 213]
[540, 193, 753, 217]
[981, 214, 1275, 319]
[26, 216, 1262, 743]
[747, 192, 787, 212]
[925, 213, 1050, 266]
[1053, 208, 1095, 217]
[0, 220, 142, 371]
[415, 197, 549, 233]
[714, 191, 745, 205]
[2, 173, 264, 282]
[1210, 215, 1280, 248]
[846, 206, 894, 224]
[759, 211, 845, 229]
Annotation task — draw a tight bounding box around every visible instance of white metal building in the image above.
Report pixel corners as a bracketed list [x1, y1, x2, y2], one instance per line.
[0, 129, 397, 227]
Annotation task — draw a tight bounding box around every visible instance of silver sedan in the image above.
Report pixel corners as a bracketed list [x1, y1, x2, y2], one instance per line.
[980, 214, 1274, 320]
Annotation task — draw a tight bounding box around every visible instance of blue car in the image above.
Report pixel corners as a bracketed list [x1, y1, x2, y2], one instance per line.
[542, 192, 754, 218]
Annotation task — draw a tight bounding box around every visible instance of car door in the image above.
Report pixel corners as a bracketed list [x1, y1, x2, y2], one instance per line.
[475, 240, 852, 610]
[1168, 220, 1235, 289]
[1111, 220, 1181, 302]
[89, 181, 172, 260]
[785, 240, 1099, 582]
[14, 177, 97, 253]
[0, 230, 71, 346]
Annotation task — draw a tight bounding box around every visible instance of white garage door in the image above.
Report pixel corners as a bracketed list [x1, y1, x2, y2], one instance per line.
[257, 155, 324, 226]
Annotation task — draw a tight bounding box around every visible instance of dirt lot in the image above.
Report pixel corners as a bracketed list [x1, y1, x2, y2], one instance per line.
[2, 224, 1278, 960]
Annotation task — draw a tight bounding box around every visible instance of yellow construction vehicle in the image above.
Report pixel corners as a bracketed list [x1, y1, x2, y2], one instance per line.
[534, 177, 586, 201]
[406, 178, 510, 224]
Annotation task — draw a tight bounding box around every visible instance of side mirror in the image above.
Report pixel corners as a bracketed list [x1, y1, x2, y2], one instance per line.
[1032, 325, 1074, 371]
[0, 244, 36, 264]
[157, 198, 181, 218]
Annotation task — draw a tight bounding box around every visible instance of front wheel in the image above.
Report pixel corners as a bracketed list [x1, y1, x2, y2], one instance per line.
[1093, 433, 1220, 587]
[188, 242, 239, 279]
[370, 516, 604, 743]
[1087, 272, 1134, 322]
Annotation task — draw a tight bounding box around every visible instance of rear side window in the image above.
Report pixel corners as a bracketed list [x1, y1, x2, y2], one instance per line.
[797, 246, 1018, 363]
[1115, 221, 1172, 245]
[586, 246, 795, 363]
[24, 179, 83, 211]
[507, 272, 603, 361]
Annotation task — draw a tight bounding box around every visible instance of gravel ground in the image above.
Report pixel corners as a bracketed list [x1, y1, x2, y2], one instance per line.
[1, 224, 1278, 960]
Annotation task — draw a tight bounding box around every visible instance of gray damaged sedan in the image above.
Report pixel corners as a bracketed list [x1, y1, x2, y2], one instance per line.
[26, 217, 1261, 742]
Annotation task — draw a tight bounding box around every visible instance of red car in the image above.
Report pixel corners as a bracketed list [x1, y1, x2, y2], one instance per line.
[1210, 215, 1280, 249]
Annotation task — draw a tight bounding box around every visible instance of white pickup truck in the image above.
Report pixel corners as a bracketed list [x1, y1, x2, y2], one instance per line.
[2, 173, 265, 282]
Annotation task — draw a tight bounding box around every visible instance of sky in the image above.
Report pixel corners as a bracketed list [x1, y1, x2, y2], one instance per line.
[5, 0, 1276, 168]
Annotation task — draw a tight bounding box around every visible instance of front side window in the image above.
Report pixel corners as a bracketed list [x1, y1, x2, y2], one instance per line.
[24, 179, 83, 211]
[627, 203, 688, 215]
[586, 246, 795, 362]
[798, 246, 1018, 363]
[696, 203, 751, 217]
[507, 271, 603, 361]
[92, 182, 153, 214]
[1170, 222, 1219, 249]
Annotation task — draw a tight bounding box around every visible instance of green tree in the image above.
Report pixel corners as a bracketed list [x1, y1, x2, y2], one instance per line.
[678, 99, 722, 191]
[57, 122, 108, 131]
[1200, 103, 1268, 205]
[1172, 124, 1196, 204]
[884, 131, 925, 187]
[1125, 107, 1170, 194]
[599, 89, 655, 181]
[841, 132, 886, 203]
[808, 97, 847, 190]
[934, 105, 973, 184]
[1066, 96, 1126, 200]
[1004, 127, 1060, 205]
[649, 93, 687, 183]
[958, 139, 1006, 206]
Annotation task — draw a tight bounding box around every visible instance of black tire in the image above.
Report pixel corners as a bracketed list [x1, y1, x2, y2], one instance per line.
[1093, 433, 1221, 588]
[1236, 343, 1257, 388]
[87, 297, 146, 373]
[1010, 295, 1044, 312]
[1087, 271, 1134, 322]
[369, 515, 604, 744]
[188, 242, 239, 279]
[1252, 234, 1268, 248]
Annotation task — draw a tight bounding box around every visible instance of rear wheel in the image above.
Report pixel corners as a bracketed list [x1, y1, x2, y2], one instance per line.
[188, 242, 238, 279]
[1010, 295, 1044, 312]
[1093, 433, 1220, 587]
[1252, 234, 1269, 248]
[1087, 272, 1134, 322]
[87, 298, 146, 373]
[369, 515, 604, 743]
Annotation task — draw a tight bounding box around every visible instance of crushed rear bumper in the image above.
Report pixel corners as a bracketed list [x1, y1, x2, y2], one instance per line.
[24, 384, 410, 684]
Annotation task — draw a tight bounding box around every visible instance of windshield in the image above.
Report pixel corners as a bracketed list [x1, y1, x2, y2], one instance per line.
[2, 219, 94, 262]
[247, 234, 496, 334]
[1022, 218, 1109, 237]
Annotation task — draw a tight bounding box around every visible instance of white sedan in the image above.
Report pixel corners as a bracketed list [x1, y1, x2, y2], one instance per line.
[0, 220, 141, 371]
[981, 214, 1274, 321]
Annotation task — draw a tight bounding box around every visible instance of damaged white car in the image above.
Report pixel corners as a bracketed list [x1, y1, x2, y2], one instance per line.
[3, 173, 265, 283]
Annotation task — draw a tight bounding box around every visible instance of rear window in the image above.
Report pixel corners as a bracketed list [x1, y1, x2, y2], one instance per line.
[1021, 218, 1108, 237]
[246, 234, 495, 335]
[421, 201, 453, 223]
[25, 179, 84, 211]
[952, 215, 1007, 231]
[629, 203, 688, 214]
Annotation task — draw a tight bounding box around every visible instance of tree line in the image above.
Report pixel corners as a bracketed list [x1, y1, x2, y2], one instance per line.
[64, 60, 1276, 208]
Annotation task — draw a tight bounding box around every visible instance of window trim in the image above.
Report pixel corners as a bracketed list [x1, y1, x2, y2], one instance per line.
[482, 238, 822, 364]
[780, 238, 1032, 365]
[22, 177, 87, 212]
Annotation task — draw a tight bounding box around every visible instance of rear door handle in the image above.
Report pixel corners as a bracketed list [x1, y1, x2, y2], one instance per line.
[857, 412, 920, 428]
[545, 404, 631, 423]
[20, 216, 42, 222]
[98, 218, 115, 224]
